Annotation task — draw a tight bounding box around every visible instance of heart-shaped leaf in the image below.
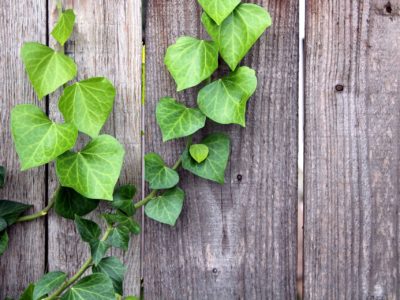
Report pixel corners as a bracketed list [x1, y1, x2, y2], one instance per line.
[21, 42, 77, 99]
[90, 240, 110, 266]
[182, 133, 230, 183]
[11, 104, 78, 171]
[202, 4, 272, 70]
[112, 185, 136, 216]
[56, 135, 125, 200]
[106, 226, 130, 251]
[60, 273, 115, 300]
[197, 0, 240, 25]
[144, 187, 184, 226]
[189, 144, 209, 163]
[0, 231, 9, 256]
[197, 66, 257, 126]
[74, 215, 101, 243]
[59, 77, 116, 138]
[145, 153, 179, 190]
[33, 271, 67, 300]
[54, 187, 99, 220]
[156, 97, 206, 142]
[0, 166, 5, 188]
[92, 256, 126, 295]
[164, 37, 218, 91]
[0, 200, 32, 226]
[51, 9, 76, 46]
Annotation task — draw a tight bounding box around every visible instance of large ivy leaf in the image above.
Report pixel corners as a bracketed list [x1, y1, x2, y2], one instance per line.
[11, 104, 78, 171]
[156, 97, 206, 142]
[92, 256, 126, 295]
[0, 166, 5, 188]
[145, 153, 179, 190]
[60, 273, 115, 300]
[74, 215, 101, 243]
[112, 185, 136, 216]
[51, 9, 76, 46]
[182, 133, 230, 184]
[189, 144, 209, 163]
[21, 42, 77, 99]
[164, 37, 218, 91]
[56, 135, 125, 200]
[145, 187, 184, 226]
[59, 77, 116, 138]
[0, 231, 9, 256]
[197, 0, 240, 25]
[55, 187, 99, 220]
[33, 271, 67, 300]
[197, 66, 257, 126]
[0, 200, 32, 226]
[202, 4, 272, 70]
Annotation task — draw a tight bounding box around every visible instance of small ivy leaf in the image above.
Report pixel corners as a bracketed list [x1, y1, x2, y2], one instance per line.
[106, 226, 130, 251]
[0, 166, 5, 188]
[197, 66, 257, 126]
[74, 215, 101, 243]
[164, 37, 218, 91]
[60, 273, 115, 300]
[145, 153, 179, 190]
[156, 97, 206, 142]
[0, 200, 32, 226]
[11, 104, 78, 171]
[197, 0, 240, 25]
[51, 9, 76, 46]
[33, 271, 67, 300]
[92, 256, 127, 295]
[19, 283, 35, 300]
[182, 133, 230, 184]
[0, 217, 7, 231]
[112, 185, 136, 216]
[59, 77, 116, 138]
[55, 187, 99, 220]
[102, 213, 141, 235]
[90, 240, 110, 266]
[202, 4, 272, 70]
[189, 144, 209, 163]
[56, 135, 125, 200]
[144, 187, 184, 226]
[0, 231, 9, 256]
[21, 42, 77, 99]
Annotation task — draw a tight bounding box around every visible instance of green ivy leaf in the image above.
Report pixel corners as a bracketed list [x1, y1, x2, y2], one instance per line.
[90, 240, 110, 266]
[202, 4, 272, 70]
[56, 135, 125, 200]
[11, 104, 78, 171]
[0, 218, 7, 231]
[112, 185, 136, 216]
[197, 0, 240, 25]
[21, 42, 77, 99]
[106, 226, 130, 251]
[74, 215, 101, 243]
[189, 144, 209, 163]
[164, 37, 218, 91]
[51, 9, 76, 46]
[19, 283, 35, 300]
[92, 256, 126, 295]
[156, 97, 206, 142]
[102, 213, 140, 235]
[145, 153, 179, 190]
[0, 231, 9, 256]
[33, 271, 67, 300]
[59, 77, 116, 138]
[182, 133, 230, 183]
[55, 187, 99, 220]
[0, 200, 32, 226]
[60, 273, 115, 300]
[145, 187, 184, 226]
[0, 166, 5, 188]
[197, 66, 257, 126]
[125, 297, 139, 300]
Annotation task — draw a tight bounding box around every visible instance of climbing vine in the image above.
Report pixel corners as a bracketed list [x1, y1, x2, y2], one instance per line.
[0, 1, 271, 298]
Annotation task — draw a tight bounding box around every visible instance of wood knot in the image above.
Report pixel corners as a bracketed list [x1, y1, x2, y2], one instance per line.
[335, 84, 344, 92]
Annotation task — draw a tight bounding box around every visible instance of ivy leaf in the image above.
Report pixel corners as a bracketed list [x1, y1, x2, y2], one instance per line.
[145, 153, 179, 190]
[102, 213, 140, 235]
[145, 187, 184, 226]
[112, 185, 136, 216]
[202, 4, 272, 70]
[0, 200, 32, 226]
[11, 104, 78, 171]
[92, 256, 126, 295]
[90, 240, 110, 266]
[0, 166, 5, 188]
[106, 226, 130, 251]
[51, 9, 76, 46]
[156, 97, 206, 142]
[197, 66, 257, 126]
[182, 133, 230, 184]
[74, 215, 101, 243]
[59, 77, 116, 138]
[0, 218, 7, 231]
[197, 0, 240, 25]
[33, 271, 67, 300]
[54, 187, 99, 220]
[60, 273, 115, 300]
[164, 37, 218, 91]
[56, 135, 125, 200]
[0, 231, 9, 256]
[125, 297, 139, 300]
[19, 283, 35, 300]
[21, 42, 77, 99]
[189, 144, 209, 163]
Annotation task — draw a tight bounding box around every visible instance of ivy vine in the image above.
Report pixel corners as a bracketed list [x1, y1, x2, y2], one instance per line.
[0, 1, 271, 299]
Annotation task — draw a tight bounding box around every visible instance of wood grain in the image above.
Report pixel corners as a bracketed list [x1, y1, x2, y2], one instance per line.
[47, 0, 143, 295]
[144, 0, 298, 298]
[304, 0, 400, 298]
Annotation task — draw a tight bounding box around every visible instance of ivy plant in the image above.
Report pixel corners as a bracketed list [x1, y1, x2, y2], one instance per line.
[1, 0, 271, 298]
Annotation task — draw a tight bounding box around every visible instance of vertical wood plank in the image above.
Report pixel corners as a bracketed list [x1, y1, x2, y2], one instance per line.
[0, 1, 47, 298]
[144, 0, 298, 298]
[304, 0, 400, 298]
[47, 0, 142, 295]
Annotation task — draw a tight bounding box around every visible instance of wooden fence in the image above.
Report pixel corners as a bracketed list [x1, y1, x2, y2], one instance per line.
[0, 0, 399, 299]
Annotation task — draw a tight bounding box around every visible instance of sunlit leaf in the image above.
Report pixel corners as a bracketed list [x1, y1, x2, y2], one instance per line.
[145, 153, 179, 190]
[189, 144, 209, 163]
[197, 0, 240, 25]
[51, 9, 76, 46]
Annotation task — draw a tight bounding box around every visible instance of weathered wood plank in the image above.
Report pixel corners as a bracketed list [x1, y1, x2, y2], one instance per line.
[144, 0, 298, 298]
[304, 0, 400, 298]
[47, 0, 142, 295]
